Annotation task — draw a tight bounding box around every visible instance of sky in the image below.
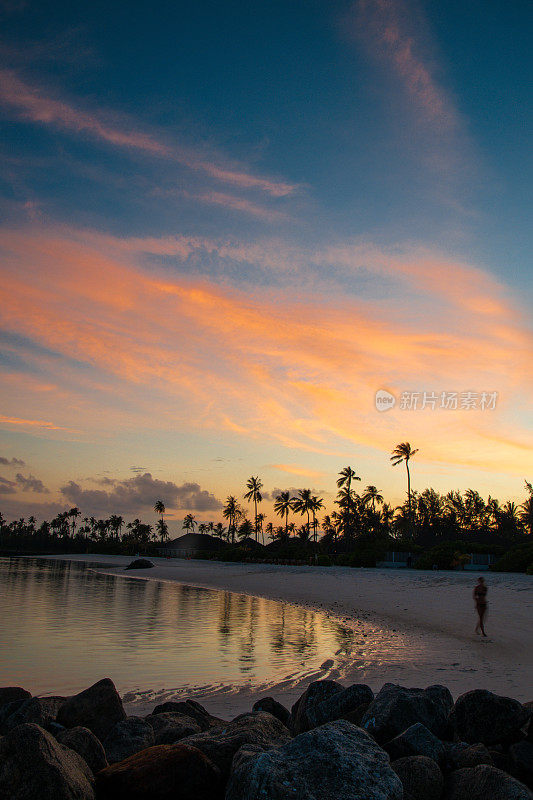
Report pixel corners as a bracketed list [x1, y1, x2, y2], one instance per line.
[0, 0, 532, 530]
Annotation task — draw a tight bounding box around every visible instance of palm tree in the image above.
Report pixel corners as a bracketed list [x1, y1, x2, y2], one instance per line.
[68, 507, 81, 537]
[154, 499, 166, 527]
[274, 491, 295, 538]
[183, 514, 196, 535]
[213, 522, 227, 540]
[222, 496, 240, 543]
[337, 466, 361, 537]
[244, 476, 263, 541]
[156, 517, 169, 542]
[362, 485, 384, 514]
[309, 495, 324, 543]
[293, 489, 313, 539]
[390, 443, 418, 531]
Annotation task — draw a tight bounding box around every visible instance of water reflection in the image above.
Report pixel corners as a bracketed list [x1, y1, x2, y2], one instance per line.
[0, 558, 354, 697]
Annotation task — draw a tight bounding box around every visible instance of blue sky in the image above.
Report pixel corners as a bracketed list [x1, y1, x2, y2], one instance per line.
[0, 0, 531, 526]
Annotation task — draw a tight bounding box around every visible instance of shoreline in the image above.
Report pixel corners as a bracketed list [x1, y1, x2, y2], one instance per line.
[29, 554, 533, 715]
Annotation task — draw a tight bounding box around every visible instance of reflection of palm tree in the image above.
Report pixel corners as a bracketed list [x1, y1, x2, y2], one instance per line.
[337, 467, 360, 537]
[390, 443, 418, 531]
[274, 491, 294, 538]
[244, 476, 263, 541]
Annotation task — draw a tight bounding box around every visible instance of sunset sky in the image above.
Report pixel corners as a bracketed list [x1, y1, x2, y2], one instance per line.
[0, 0, 532, 529]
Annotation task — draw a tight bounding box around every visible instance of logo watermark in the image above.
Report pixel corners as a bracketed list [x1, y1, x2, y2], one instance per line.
[375, 390, 498, 412]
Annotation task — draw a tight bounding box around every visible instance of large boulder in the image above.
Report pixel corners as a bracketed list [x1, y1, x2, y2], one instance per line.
[145, 712, 201, 745]
[444, 742, 494, 771]
[57, 726, 108, 774]
[95, 742, 221, 800]
[0, 722, 95, 800]
[57, 678, 126, 741]
[306, 683, 374, 730]
[252, 697, 291, 727]
[103, 716, 155, 763]
[2, 695, 65, 733]
[226, 719, 403, 800]
[445, 764, 533, 800]
[361, 683, 453, 743]
[0, 698, 27, 732]
[0, 687, 31, 707]
[451, 690, 531, 746]
[290, 679, 345, 734]
[151, 699, 223, 730]
[385, 722, 445, 764]
[125, 559, 154, 569]
[391, 755, 444, 800]
[181, 711, 291, 779]
[509, 741, 533, 789]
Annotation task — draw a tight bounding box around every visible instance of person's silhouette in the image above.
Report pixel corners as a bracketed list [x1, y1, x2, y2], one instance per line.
[473, 576, 488, 637]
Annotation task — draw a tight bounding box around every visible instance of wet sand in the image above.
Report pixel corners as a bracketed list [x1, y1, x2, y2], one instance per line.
[45, 554, 533, 716]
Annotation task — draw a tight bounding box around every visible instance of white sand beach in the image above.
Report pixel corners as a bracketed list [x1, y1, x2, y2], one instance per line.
[45, 555, 533, 716]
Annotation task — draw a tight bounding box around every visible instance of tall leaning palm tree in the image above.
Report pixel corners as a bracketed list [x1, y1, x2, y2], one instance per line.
[274, 491, 294, 538]
[337, 466, 361, 537]
[390, 442, 418, 532]
[244, 476, 263, 541]
[222, 496, 240, 543]
[309, 495, 324, 543]
[293, 489, 313, 540]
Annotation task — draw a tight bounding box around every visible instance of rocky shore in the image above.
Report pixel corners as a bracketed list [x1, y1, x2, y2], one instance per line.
[0, 677, 532, 799]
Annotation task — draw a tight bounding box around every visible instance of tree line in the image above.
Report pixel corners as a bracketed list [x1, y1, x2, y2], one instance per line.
[2, 443, 531, 553]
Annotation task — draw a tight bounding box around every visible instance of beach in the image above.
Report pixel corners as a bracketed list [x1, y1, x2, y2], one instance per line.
[38, 554, 533, 717]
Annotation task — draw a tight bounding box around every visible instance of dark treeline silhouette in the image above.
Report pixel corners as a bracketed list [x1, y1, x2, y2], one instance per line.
[1, 446, 532, 571]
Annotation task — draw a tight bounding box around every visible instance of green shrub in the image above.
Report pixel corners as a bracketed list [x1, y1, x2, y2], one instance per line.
[493, 542, 533, 573]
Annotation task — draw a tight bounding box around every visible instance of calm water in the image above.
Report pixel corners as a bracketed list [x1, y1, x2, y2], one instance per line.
[0, 558, 354, 698]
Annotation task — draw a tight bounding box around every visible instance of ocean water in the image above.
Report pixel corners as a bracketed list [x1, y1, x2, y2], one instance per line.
[0, 557, 354, 699]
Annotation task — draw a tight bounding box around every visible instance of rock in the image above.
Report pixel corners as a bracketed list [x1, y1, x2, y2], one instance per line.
[252, 697, 291, 727]
[0, 698, 27, 732]
[151, 699, 223, 730]
[103, 716, 155, 763]
[181, 711, 291, 779]
[510, 741, 533, 789]
[2, 695, 65, 733]
[445, 764, 533, 800]
[524, 703, 533, 742]
[489, 750, 510, 773]
[306, 683, 374, 730]
[451, 690, 531, 746]
[57, 726, 108, 774]
[361, 683, 453, 744]
[444, 742, 494, 770]
[144, 712, 201, 745]
[226, 719, 403, 800]
[0, 687, 31, 707]
[392, 755, 444, 800]
[57, 678, 126, 741]
[95, 742, 221, 800]
[0, 722, 95, 799]
[125, 559, 154, 570]
[290, 679, 345, 734]
[385, 722, 445, 764]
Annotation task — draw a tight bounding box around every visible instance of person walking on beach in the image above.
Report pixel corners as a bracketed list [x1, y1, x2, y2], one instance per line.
[473, 576, 488, 637]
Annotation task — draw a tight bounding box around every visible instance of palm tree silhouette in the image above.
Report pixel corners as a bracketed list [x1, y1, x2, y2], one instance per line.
[274, 491, 295, 538]
[390, 442, 418, 532]
[183, 514, 196, 535]
[362, 485, 384, 514]
[337, 466, 360, 538]
[309, 495, 324, 543]
[222, 496, 240, 543]
[293, 489, 313, 540]
[244, 476, 263, 541]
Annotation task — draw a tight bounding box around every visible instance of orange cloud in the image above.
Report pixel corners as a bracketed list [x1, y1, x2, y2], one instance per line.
[271, 464, 327, 480]
[0, 224, 531, 477]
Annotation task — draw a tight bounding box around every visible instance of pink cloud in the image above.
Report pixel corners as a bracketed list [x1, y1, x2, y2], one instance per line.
[0, 224, 531, 479]
[0, 69, 297, 198]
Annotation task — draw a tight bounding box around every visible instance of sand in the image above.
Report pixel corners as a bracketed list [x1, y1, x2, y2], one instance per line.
[44, 554, 533, 716]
